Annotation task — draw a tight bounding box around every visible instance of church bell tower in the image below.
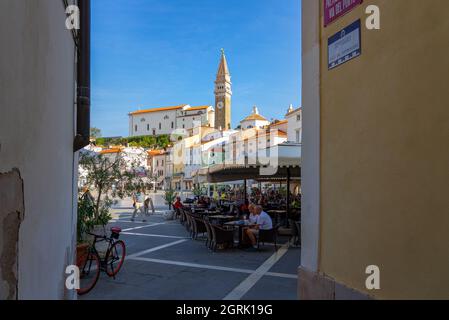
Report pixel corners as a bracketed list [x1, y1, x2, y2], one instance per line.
[214, 49, 232, 130]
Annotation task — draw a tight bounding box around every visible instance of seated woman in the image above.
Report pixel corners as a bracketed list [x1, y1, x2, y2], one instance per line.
[173, 197, 184, 210]
[248, 204, 258, 224]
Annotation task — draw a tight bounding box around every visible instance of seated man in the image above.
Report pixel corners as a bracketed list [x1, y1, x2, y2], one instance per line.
[244, 205, 273, 251]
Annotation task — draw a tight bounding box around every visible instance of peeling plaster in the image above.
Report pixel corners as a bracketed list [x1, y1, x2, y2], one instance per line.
[0, 169, 24, 300]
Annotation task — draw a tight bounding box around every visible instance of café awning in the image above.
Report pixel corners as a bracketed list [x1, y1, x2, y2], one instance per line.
[204, 143, 301, 183]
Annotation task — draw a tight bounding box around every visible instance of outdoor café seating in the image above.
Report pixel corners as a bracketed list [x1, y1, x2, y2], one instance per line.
[257, 225, 280, 251]
[208, 221, 235, 252]
[204, 220, 214, 249]
[173, 184, 302, 253]
[184, 212, 207, 240]
[192, 215, 208, 240]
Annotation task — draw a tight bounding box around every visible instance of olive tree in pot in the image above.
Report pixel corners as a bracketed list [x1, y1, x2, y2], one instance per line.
[78, 149, 151, 256]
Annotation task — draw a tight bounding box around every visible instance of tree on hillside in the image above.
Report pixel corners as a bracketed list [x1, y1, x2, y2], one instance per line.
[90, 127, 102, 139]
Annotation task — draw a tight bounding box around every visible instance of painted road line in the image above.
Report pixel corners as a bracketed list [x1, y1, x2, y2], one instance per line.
[223, 241, 291, 300]
[111, 220, 147, 224]
[122, 222, 170, 232]
[128, 257, 254, 274]
[265, 272, 297, 279]
[127, 239, 188, 259]
[122, 232, 189, 240]
[127, 256, 297, 280]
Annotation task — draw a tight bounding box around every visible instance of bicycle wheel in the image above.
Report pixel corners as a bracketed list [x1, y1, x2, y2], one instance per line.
[77, 250, 100, 296]
[105, 240, 126, 277]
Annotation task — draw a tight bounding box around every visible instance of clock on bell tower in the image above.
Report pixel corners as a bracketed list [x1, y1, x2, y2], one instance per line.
[214, 49, 232, 130]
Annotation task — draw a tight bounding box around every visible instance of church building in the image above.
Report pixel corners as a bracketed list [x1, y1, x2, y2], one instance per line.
[128, 50, 233, 137]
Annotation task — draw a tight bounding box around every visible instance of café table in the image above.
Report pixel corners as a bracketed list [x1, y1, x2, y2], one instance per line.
[203, 210, 221, 215]
[208, 215, 236, 225]
[191, 206, 207, 213]
[266, 210, 287, 226]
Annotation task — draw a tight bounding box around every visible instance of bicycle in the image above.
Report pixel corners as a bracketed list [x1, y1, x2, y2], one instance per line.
[76, 227, 126, 295]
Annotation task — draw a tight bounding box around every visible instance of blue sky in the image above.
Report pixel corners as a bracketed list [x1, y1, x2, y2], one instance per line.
[92, 0, 301, 137]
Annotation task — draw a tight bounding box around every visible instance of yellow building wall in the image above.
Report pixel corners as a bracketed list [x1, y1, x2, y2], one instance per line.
[173, 141, 185, 175]
[319, 0, 449, 299]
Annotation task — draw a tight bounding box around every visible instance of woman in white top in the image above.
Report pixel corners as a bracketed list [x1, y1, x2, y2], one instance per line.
[248, 203, 258, 224]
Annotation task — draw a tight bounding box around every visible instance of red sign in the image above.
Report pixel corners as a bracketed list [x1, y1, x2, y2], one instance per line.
[324, 0, 363, 26]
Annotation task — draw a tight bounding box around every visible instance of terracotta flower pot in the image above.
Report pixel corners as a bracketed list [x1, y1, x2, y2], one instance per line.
[76, 243, 90, 267]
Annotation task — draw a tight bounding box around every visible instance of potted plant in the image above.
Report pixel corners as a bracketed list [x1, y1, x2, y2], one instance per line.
[78, 150, 151, 255]
[76, 191, 95, 267]
[162, 189, 177, 220]
[193, 187, 203, 199]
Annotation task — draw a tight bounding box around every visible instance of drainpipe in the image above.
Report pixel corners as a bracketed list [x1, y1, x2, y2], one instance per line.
[74, 0, 91, 152]
[286, 167, 291, 226]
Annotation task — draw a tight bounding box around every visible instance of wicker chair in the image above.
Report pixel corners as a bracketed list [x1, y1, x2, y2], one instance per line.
[288, 219, 299, 246]
[295, 221, 301, 247]
[179, 208, 187, 225]
[210, 224, 235, 252]
[192, 216, 208, 240]
[184, 213, 194, 238]
[174, 207, 181, 220]
[204, 220, 214, 249]
[257, 225, 280, 251]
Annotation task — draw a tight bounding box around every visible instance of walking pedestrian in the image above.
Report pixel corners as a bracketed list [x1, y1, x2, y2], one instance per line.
[131, 190, 147, 222]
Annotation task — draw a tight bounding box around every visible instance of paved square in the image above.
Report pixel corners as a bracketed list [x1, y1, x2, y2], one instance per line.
[80, 206, 300, 300]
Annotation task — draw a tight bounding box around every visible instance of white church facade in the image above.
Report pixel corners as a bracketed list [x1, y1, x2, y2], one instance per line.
[128, 50, 232, 137]
[129, 104, 215, 137]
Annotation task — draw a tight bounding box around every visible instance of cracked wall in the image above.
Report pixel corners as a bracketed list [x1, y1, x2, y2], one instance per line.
[0, 169, 24, 300]
[0, 0, 78, 299]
